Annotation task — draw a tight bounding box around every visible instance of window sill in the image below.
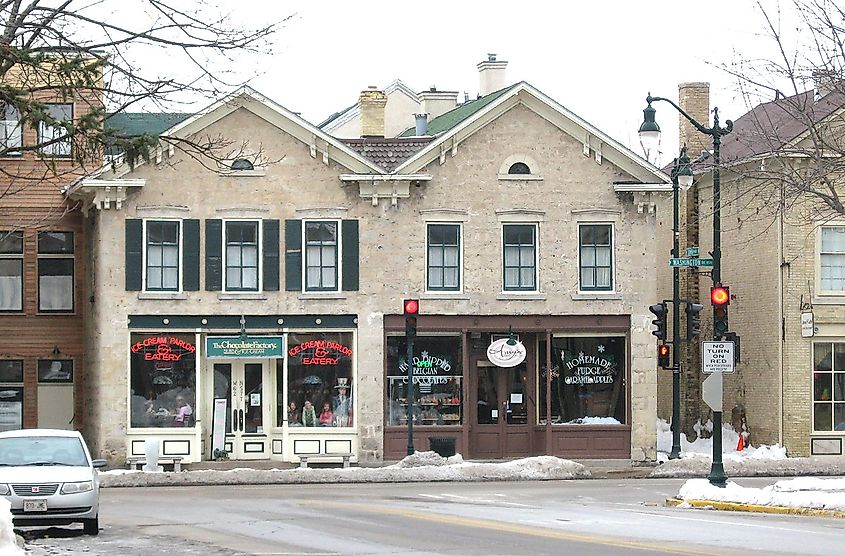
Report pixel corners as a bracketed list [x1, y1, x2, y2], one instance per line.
[497, 174, 543, 181]
[217, 169, 266, 177]
[571, 292, 621, 301]
[422, 292, 470, 300]
[138, 292, 188, 300]
[812, 296, 845, 305]
[496, 292, 546, 301]
[299, 292, 346, 301]
[218, 292, 268, 300]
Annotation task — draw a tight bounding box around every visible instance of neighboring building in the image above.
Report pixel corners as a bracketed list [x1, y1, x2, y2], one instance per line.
[662, 77, 845, 457]
[0, 68, 102, 433]
[68, 62, 669, 465]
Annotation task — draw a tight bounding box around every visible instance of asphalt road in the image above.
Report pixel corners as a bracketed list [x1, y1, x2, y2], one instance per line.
[21, 478, 845, 555]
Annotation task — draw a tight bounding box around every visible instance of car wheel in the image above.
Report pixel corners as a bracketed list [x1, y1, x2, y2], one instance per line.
[83, 516, 99, 535]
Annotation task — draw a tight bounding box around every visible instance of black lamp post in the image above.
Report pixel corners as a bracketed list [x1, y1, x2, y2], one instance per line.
[639, 93, 732, 486]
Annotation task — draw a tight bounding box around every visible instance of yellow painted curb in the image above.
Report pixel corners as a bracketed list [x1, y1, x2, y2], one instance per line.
[666, 497, 845, 518]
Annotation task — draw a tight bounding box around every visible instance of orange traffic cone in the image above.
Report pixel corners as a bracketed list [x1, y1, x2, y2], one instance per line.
[736, 434, 745, 451]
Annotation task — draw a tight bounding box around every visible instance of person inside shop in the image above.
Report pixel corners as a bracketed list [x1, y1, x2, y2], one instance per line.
[319, 402, 334, 426]
[287, 400, 301, 425]
[332, 384, 352, 427]
[301, 400, 317, 427]
[172, 395, 193, 427]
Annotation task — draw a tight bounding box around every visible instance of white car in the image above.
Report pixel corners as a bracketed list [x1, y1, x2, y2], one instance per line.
[0, 429, 105, 535]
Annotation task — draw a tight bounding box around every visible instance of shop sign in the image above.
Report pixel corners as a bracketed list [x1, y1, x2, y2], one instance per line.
[801, 312, 815, 338]
[206, 336, 284, 358]
[288, 340, 352, 365]
[131, 336, 196, 361]
[487, 338, 526, 367]
[564, 350, 615, 385]
[396, 351, 454, 385]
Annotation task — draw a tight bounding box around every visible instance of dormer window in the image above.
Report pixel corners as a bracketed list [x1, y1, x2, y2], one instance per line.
[508, 162, 531, 175]
[231, 158, 254, 171]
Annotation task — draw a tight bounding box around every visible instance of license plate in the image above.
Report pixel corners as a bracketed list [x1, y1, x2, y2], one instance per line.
[23, 499, 47, 512]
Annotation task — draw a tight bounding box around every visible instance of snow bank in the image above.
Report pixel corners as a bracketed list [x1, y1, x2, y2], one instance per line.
[0, 499, 24, 556]
[100, 453, 589, 488]
[677, 478, 845, 511]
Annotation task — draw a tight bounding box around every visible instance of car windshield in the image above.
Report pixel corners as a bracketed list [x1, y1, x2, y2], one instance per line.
[0, 436, 88, 467]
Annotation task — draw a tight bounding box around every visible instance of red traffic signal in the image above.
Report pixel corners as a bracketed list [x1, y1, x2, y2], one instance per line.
[710, 285, 730, 306]
[403, 299, 419, 315]
[657, 344, 671, 369]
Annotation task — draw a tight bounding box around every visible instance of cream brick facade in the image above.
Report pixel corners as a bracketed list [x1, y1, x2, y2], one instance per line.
[73, 85, 668, 465]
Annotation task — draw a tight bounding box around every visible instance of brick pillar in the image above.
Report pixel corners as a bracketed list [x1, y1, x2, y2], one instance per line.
[678, 82, 710, 439]
[360, 87, 387, 138]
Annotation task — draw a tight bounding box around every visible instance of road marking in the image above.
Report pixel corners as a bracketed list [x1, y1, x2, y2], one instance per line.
[300, 499, 720, 555]
[626, 509, 837, 534]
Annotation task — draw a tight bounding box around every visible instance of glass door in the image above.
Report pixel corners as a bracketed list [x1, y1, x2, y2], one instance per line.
[212, 361, 268, 460]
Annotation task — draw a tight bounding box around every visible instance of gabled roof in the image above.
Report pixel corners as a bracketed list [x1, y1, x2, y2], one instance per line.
[393, 81, 669, 186]
[720, 88, 845, 164]
[399, 85, 517, 137]
[341, 137, 434, 172]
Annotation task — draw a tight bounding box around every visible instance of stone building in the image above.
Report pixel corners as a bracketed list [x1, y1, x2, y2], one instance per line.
[68, 67, 669, 465]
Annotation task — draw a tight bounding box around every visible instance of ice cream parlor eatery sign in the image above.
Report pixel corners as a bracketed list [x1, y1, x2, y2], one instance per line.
[206, 336, 284, 358]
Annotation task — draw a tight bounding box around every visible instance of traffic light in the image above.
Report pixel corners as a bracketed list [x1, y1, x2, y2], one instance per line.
[404, 299, 419, 339]
[711, 284, 730, 339]
[657, 344, 671, 369]
[686, 302, 704, 340]
[649, 302, 668, 341]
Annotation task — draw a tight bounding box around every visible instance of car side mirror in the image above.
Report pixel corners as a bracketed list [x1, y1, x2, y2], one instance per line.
[92, 459, 107, 469]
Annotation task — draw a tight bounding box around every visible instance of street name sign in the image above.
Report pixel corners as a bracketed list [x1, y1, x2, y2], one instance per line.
[669, 258, 714, 267]
[702, 373, 723, 410]
[702, 341, 735, 373]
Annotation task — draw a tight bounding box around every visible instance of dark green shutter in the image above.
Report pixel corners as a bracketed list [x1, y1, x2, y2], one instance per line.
[341, 219, 359, 291]
[284, 219, 302, 291]
[182, 219, 200, 291]
[263, 219, 280, 291]
[125, 219, 143, 291]
[205, 219, 222, 291]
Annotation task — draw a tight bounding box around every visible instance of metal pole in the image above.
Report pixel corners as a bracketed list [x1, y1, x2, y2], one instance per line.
[708, 373, 727, 487]
[406, 337, 415, 456]
[670, 160, 682, 460]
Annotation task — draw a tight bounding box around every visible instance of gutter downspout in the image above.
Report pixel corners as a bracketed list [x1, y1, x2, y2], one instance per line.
[778, 194, 785, 447]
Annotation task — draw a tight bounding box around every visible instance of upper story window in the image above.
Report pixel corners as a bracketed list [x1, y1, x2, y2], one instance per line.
[508, 162, 531, 175]
[305, 221, 338, 292]
[427, 224, 461, 291]
[502, 224, 537, 291]
[38, 104, 73, 157]
[820, 226, 845, 293]
[225, 221, 260, 292]
[579, 224, 613, 291]
[0, 232, 23, 312]
[37, 231, 74, 312]
[146, 221, 180, 292]
[1, 103, 22, 154]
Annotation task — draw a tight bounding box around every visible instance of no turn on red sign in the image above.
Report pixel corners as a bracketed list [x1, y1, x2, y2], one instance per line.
[702, 341, 735, 374]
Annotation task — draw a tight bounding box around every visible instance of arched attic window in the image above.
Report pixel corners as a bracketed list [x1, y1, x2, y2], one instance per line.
[508, 162, 531, 175]
[231, 158, 255, 171]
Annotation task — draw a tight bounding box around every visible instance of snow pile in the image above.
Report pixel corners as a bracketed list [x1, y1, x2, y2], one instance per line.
[656, 418, 780, 461]
[570, 417, 622, 425]
[677, 478, 845, 512]
[0, 499, 24, 555]
[100, 454, 589, 487]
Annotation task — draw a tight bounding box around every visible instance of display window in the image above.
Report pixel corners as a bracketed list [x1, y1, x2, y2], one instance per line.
[812, 342, 845, 431]
[129, 333, 197, 428]
[539, 336, 626, 425]
[386, 335, 463, 426]
[286, 332, 354, 427]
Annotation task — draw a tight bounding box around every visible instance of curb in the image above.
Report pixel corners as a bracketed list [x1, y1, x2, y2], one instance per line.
[666, 497, 845, 518]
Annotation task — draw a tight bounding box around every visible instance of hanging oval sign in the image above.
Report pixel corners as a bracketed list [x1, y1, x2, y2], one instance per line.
[486, 338, 527, 367]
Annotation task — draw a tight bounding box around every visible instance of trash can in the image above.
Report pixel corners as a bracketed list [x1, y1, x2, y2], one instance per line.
[429, 437, 456, 457]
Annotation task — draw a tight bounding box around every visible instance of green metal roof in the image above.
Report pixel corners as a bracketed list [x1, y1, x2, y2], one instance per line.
[105, 112, 190, 137]
[400, 84, 517, 137]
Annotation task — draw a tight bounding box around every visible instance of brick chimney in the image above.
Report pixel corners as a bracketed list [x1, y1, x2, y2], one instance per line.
[360, 86, 387, 138]
[418, 87, 459, 120]
[477, 53, 508, 96]
[678, 82, 710, 157]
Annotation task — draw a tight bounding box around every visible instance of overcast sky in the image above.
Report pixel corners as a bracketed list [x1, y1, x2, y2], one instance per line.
[188, 1, 797, 167]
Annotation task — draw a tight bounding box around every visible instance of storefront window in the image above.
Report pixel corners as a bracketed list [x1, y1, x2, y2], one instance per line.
[813, 342, 845, 431]
[539, 336, 626, 425]
[286, 332, 353, 427]
[386, 335, 463, 426]
[129, 333, 197, 428]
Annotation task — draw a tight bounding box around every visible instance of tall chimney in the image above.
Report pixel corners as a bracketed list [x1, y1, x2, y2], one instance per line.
[360, 86, 387, 138]
[414, 113, 428, 136]
[418, 87, 459, 120]
[477, 53, 508, 96]
[678, 82, 710, 157]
